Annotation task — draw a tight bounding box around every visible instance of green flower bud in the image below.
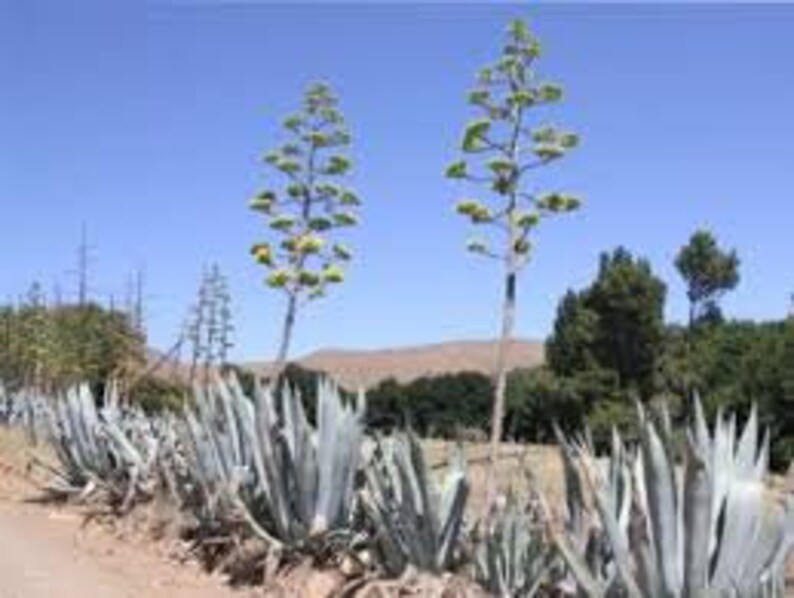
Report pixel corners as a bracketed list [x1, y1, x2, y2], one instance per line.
[514, 239, 531, 255]
[270, 215, 296, 231]
[468, 89, 490, 105]
[322, 264, 345, 283]
[456, 200, 493, 223]
[538, 192, 581, 213]
[320, 107, 343, 124]
[525, 39, 541, 58]
[461, 118, 491, 152]
[287, 183, 308, 198]
[508, 19, 530, 42]
[276, 158, 301, 174]
[250, 243, 274, 266]
[534, 144, 565, 161]
[325, 155, 352, 175]
[307, 131, 330, 147]
[309, 217, 333, 232]
[283, 115, 304, 131]
[456, 199, 484, 216]
[564, 195, 582, 211]
[471, 207, 494, 223]
[508, 89, 535, 108]
[515, 211, 541, 229]
[316, 183, 340, 197]
[266, 269, 291, 288]
[339, 190, 361, 206]
[263, 151, 281, 165]
[332, 244, 352, 261]
[333, 211, 358, 227]
[537, 83, 563, 103]
[532, 126, 558, 144]
[559, 132, 580, 149]
[496, 56, 519, 74]
[249, 191, 276, 212]
[295, 234, 325, 254]
[445, 160, 468, 179]
[298, 270, 321, 287]
[487, 158, 516, 176]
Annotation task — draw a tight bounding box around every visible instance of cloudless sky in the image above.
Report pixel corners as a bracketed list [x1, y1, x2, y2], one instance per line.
[2, 2, 793, 361]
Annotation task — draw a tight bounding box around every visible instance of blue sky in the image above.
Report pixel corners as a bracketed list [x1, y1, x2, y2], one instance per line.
[2, 2, 793, 361]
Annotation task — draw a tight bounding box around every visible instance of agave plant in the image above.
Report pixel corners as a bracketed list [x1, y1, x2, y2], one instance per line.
[40, 383, 158, 511]
[474, 490, 552, 597]
[174, 378, 250, 525]
[178, 373, 366, 548]
[363, 431, 469, 576]
[553, 426, 633, 593]
[0, 383, 13, 424]
[0, 386, 50, 442]
[554, 398, 793, 597]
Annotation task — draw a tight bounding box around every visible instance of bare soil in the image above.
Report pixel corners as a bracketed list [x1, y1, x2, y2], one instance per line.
[0, 428, 247, 598]
[0, 428, 559, 597]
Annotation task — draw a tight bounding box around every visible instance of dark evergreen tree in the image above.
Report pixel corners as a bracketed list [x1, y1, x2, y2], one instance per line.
[675, 230, 739, 327]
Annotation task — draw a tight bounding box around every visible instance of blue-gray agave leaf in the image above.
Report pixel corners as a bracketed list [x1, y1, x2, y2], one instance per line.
[364, 431, 469, 575]
[555, 397, 793, 597]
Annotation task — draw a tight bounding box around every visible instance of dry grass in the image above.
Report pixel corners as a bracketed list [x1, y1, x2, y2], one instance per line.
[0, 426, 55, 499]
[422, 439, 565, 517]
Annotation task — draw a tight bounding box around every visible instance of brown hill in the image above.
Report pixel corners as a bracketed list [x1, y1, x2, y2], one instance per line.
[246, 339, 544, 390]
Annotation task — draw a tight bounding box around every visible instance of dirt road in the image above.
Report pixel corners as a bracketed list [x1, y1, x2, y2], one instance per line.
[0, 433, 245, 598]
[0, 499, 246, 598]
[0, 499, 247, 598]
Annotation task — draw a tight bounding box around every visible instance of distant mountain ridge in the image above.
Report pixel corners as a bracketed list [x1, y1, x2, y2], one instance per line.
[244, 338, 545, 389]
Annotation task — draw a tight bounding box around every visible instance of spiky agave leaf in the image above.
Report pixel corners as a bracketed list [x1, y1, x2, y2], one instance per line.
[637, 406, 680, 596]
[313, 378, 366, 534]
[474, 491, 551, 597]
[38, 383, 157, 510]
[708, 406, 791, 594]
[181, 373, 366, 547]
[555, 397, 793, 597]
[681, 397, 712, 596]
[364, 430, 469, 575]
[553, 424, 637, 595]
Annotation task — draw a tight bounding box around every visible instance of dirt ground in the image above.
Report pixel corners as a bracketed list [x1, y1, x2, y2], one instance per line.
[0, 500, 249, 598]
[0, 430, 564, 597]
[0, 428, 250, 598]
[422, 438, 566, 517]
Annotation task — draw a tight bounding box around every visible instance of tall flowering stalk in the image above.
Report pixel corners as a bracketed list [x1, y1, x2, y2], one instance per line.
[447, 20, 581, 509]
[249, 83, 360, 381]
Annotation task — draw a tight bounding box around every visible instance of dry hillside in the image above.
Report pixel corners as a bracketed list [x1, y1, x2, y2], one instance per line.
[245, 338, 545, 389]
